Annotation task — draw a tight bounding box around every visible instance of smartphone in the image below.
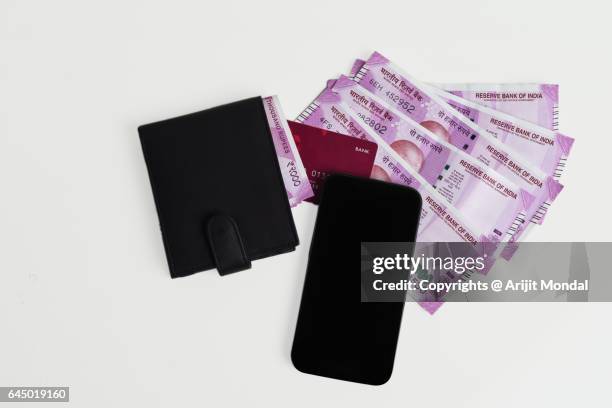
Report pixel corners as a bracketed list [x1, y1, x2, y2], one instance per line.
[291, 174, 422, 385]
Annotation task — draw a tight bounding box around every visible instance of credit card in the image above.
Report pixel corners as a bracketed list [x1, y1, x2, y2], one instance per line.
[288, 121, 377, 203]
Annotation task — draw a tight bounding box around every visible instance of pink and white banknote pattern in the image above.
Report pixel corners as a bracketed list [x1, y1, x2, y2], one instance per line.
[352, 52, 563, 227]
[262, 95, 313, 206]
[427, 87, 573, 180]
[439, 83, 559, 131]
[297, 89, 497, 253]
[330, 77, 534, 242]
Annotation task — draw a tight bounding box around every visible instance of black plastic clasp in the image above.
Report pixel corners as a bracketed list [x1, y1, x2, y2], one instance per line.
[206, 214, 251, 276]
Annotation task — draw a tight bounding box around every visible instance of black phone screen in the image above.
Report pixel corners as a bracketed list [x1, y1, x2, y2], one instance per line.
[291, 174, 422, 385]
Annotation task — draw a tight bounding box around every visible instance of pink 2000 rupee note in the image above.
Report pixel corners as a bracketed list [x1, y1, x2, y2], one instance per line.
[352, 52, 563, 227]
[425, 87, 574, 181]
[349, 60, 560, 131]
[329, 78, 535, 242]
[438, 83, 559, 131]
[297, 90, 497, 250]
[262, 95, 313, 206]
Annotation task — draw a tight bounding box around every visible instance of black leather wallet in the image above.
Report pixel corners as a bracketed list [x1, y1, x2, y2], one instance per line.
[139, 97, 299, 278]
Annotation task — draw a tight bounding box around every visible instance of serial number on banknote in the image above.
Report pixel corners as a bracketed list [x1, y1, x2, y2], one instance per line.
[385, 91, 417, 114]
[356, 112, 388, 135]
[366, 79, 417, 114]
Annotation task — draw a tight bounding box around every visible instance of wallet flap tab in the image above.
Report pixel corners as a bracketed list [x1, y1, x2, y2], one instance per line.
[206, 214, 251, 276]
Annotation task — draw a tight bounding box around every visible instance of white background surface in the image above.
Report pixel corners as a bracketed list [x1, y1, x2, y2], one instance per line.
[1, 1, 611, 407]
